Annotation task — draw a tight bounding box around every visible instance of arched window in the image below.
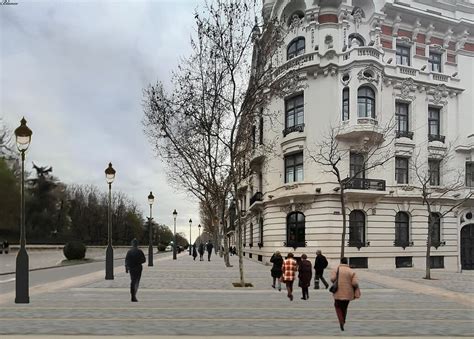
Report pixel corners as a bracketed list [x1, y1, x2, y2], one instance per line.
[287, 37, 305, 60]
[395, 212, 410, 247]
[342, 87, 350, 121]
[357, 86, 375, 118]
[249, 223, 254, 246]
[286, 212, 305, 247]
[349, 210, 366, 247]
[429, 212, 441, 246]
[348, 33, 365, 47]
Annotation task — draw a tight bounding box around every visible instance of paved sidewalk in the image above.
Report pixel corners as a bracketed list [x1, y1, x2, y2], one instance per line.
[0, 253, 472, 337]
[0, 247, 130, 275]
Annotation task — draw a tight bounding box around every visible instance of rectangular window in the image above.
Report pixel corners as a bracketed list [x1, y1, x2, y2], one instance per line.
[252, 125, 256, 149]
[350, 153, 365, 179]
[396, 45, 411, 66]
[429, 159, 440, 186]
[349, 257, 368, 268]
[396, 256, 413, 268]
[285, 95, 304, 129]
[430, 256, 444, 269]
[395, 102, 409, 134]
[342, 88, 349, 121]
[428, 107, 441, 137]
[395, 157, 409, 184]
[285, 152, 303, 183]
[466, 162, 474, 187]
[429, 52, 442, 73]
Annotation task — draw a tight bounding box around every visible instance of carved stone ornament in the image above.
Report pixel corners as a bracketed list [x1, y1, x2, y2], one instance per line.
[431, 84, 448, 105]
[352, 7, 364, 28]
[357, 66, 380, 84]
[294, 203, 309, 213]
[398, 78, 416, 101]
[284, 184, 299, 190]
[289, 14, 303, 32]
[280, 205, 293, 214]
[279, 203, 309, 214]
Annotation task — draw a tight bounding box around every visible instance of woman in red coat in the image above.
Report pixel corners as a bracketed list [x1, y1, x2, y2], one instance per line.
[298, 253, 312, 300]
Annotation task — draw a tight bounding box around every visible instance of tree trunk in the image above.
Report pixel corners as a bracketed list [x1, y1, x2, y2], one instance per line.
[221, 205, 232, 267]
[425, 203, 432, 279]
[234, 195, 245, 286]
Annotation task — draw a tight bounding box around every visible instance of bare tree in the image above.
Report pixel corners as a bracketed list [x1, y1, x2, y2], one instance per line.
[308, 121, 396, 259]
[409, 144, 473, 279]
[144, 0, 300, 286]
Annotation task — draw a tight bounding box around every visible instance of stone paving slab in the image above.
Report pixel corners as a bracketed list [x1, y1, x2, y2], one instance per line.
[0, 254, 473, 336]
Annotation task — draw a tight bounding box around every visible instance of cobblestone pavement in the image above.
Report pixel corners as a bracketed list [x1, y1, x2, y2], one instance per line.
[0, 253, 472, 337]
[0, 247, 131, 275]
[373, 269, 474, 294]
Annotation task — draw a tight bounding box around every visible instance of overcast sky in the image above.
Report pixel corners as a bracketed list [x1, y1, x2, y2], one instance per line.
[0, 0, 203, 241]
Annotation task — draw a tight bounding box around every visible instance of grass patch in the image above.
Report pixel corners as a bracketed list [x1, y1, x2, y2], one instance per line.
[232, 282, 253, 287]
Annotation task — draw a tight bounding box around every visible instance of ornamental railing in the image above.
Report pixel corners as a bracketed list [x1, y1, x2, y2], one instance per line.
[396, 130, 414, 139]
[249, 191, 263, 206]
[342, 177, 386, 191]
[282, 123, 305, 137]
[428, 134, 446, 143]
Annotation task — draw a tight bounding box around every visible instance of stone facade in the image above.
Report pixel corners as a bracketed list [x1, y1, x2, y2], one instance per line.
[233, 0, 474, 272]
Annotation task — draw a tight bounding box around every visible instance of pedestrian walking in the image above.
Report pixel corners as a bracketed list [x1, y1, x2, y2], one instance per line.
[269, 251, 283, 291]
[330, 257, 361, 331]
[281, 252, 298, 301]
[314, 249, 329, 289]
[125, 239, 146, 302]
[192, 243, 198, 261]
[206, 241, 214, 261]
[198, 243, 205, 261]
[298, 253, 312, 300]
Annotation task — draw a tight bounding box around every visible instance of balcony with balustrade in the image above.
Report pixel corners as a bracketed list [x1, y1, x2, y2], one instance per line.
[249, 191, 263, 212]
[341, 177, 387, 200]
[336, 118, 384, 144]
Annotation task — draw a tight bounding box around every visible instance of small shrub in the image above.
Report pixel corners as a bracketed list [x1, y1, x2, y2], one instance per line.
[157, 244, 166, 252]
[63, 241, 86, 260]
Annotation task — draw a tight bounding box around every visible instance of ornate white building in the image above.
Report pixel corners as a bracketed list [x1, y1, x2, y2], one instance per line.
[234, 0, 474, 271]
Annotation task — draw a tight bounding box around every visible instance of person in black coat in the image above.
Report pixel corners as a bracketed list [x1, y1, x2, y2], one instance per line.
[198, 243, 205, 261]
[270, 251, 283, 291]
[192, 243, 198, 260]
[298, 253, 312, 300]
[206, 241, 214, 261]
[125, 239, 146, 302]
[314, 249, 329, 289]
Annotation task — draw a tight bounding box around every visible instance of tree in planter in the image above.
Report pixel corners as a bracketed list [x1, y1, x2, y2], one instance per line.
[409, 145, 473, 279]
[144, 1, 300, 286]
[307, 122, 395, 259]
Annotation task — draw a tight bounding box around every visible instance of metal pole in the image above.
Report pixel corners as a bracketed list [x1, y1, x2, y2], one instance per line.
[148, 204, 153, 266]
[173, 217, 177, 260]
[188, 222, 191, 255]
[105, 183, 114, 280]
[15, 151, 29, 303]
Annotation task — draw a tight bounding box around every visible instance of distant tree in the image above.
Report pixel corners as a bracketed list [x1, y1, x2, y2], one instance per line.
[0, 158, 20, 238]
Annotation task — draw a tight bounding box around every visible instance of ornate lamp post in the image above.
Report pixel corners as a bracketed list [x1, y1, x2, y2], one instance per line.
[105, 162, 116, 280]
[198, 224, 202, 245]
[14, 118, 32, 304]
[148, 192, 155, 266]
[188, 219, 192, 255]
[172, 209, 177, 260]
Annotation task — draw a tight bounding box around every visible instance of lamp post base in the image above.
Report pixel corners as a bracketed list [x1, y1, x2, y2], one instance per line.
[105, 244, 114, 280]
[148, 244, 154, 266]
[15, 246, 29, 304]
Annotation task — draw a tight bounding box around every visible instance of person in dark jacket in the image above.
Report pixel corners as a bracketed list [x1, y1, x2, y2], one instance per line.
[192, 243, 198, 261]
[298, 253, 313, 300]
[206, 241, 214, 261]
[198, 243, 205, 261]
[125, 239, 146, 302]
[3, 240, 9, 254]
[314, 249, 329, 289]
[270, 251, 283, 291]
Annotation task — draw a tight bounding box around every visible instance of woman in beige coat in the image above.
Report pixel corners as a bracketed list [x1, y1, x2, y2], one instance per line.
[330, 257, 361, 331]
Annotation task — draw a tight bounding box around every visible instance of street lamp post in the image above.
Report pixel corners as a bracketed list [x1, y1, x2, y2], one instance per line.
[148, 192, 155, 267]
[172, 209, 177, 260]
[198, 224, 201, 245]
[105, 162, 116, 280]
[188, 219, 192, 255]
[14, 117, 32, 304]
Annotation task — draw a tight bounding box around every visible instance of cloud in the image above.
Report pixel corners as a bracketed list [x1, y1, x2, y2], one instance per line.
[0, 0, 202, 240]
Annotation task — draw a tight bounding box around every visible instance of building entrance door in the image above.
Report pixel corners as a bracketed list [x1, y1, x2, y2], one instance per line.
[461, 224, 474, 270]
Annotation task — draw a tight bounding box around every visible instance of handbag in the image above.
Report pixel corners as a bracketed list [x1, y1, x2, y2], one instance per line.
[329, 267, 339, 294]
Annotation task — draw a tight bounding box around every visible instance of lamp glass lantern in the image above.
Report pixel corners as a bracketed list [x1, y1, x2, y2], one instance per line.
[148, 192, 155, 205]
[105, 163, 116, 184]
[14, 118, 32, 152]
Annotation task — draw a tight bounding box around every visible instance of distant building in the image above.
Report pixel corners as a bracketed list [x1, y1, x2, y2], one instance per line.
[232, 0, 474, 271]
